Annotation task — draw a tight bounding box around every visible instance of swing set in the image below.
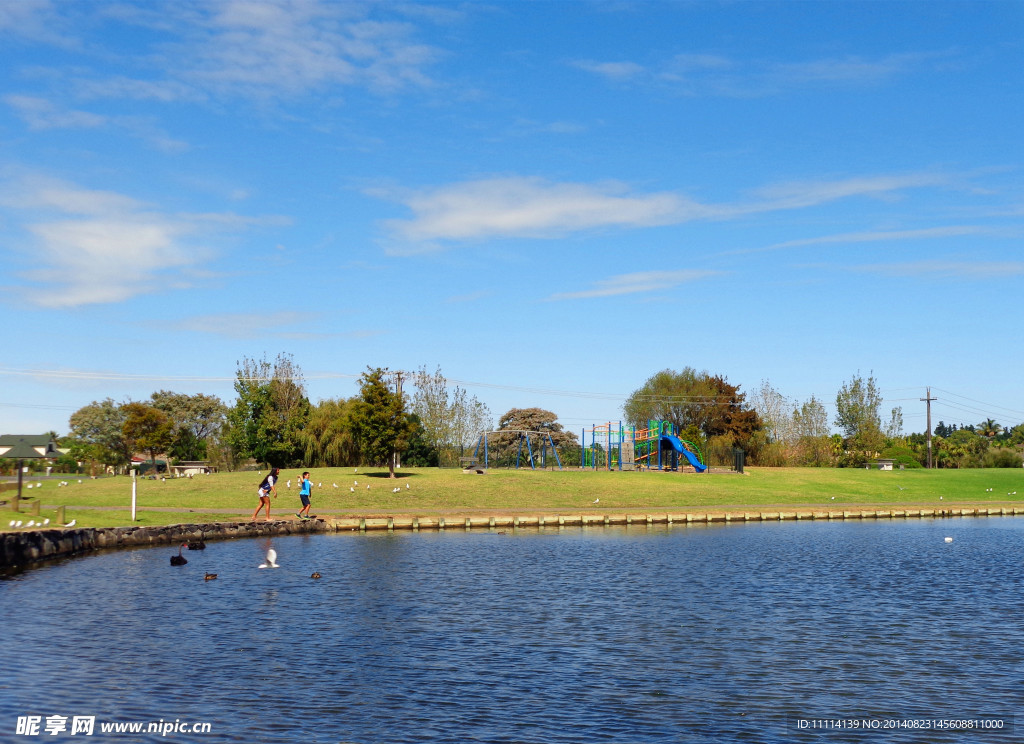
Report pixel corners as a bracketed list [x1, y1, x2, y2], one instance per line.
[467, 430, 563, 470]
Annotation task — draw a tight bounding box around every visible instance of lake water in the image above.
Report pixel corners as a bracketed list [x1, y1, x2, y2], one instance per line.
[2, 518, 1021, 743]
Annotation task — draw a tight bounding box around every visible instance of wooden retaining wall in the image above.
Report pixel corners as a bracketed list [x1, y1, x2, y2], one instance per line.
[2, 507, 1021, 569]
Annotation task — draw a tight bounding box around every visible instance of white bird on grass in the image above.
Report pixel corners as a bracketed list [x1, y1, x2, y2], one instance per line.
[42, 518, 49, 526]
[258, 548, 279, 569]
[366, 485, 370, 490]
[333, 483, 338, 489]
[354, 481, 358, 486]
[593, 498, 599, 503]
[14, 520, 23, 528]
[26, 484, 32, 489]
[406, 483, 410, 489]
[26, 521, 36, 528]
[287, 480, 292, 489]
[65, 519, 76, 527]
[8, 520, 15, 527]
[318, 482, 322, 488]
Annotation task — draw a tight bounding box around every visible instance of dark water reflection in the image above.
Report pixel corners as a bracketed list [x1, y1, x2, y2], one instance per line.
[2, 518, 1022, 742]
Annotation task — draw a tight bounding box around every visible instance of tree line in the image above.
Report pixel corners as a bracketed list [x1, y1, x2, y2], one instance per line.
[58, 357, 495, 475]
[34, 362, 1024, 474]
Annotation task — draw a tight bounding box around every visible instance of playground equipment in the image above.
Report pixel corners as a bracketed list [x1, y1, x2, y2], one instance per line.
[582, 420, 706, 473]
[467, 430, 563, 470]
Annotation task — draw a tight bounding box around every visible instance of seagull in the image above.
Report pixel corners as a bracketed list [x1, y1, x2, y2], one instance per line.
[65, 519, 76, 528]
[944, 537, 953, 543]
[333, 483, 338, 489]
[940, 496, 943, 500]
[287, 480, 292, 488]
[366, 485, 370, 490]
[26, 520, 36, 528]
[317, 482, 322, 488]
[406, 483, 410, 489]
[258, 548, 279, 569]
[830, 496, 835, 500]
[8, 520, 15, 527]
[36, 482, 41, 488]
[898, 486, 905, 491]
[77, 479, 82, 484]
[14, 521, 22, 528]
[353, 481, 358, 486]
[593, 498, 599, 503]
[350, 487, 355, 493]
[26, 484, 33, 489]
[42, 518, 49, 525]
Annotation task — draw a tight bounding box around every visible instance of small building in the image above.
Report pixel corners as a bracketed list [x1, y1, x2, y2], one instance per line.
[0, 434, 61, 460]
[169, 461, 217, 476]
[874, 459, 895, 471]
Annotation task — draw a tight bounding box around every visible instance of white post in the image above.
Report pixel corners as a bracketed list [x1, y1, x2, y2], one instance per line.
[131, 469, 137, 521]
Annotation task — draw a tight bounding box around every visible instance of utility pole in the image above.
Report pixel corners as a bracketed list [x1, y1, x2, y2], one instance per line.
[921, 386, 937, 468]
[393, 370, 405, 472]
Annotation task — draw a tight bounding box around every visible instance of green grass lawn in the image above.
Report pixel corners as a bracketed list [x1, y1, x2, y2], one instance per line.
[3, 466, 1022, 530]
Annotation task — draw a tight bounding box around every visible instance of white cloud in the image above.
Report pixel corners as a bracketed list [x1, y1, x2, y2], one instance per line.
[380, 177, 719, 247]
[547, 270, 721, 301]
[0, 176, 277, 308]
[379, 172, 952, 250]
[171, 311, 383, 340]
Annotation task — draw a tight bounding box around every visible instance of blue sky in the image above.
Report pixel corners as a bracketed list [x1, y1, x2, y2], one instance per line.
[1, 0, 1022, 438]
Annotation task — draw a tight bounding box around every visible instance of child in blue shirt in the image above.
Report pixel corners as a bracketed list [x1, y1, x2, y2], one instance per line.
[297, 471, 312, 520]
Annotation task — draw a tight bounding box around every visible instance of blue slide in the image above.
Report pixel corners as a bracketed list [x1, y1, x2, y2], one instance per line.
[660, 435, 708, 472]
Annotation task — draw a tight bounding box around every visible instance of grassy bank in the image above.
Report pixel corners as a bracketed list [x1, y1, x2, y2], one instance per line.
[3, 466, 1023, 530]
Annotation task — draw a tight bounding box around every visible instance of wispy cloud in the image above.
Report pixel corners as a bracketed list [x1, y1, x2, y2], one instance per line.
[4, 95, 189, 151]
[850, 260, 1024, 279]
[378, 176, 720, 251]
[379, 172, 952, 251]
[171, 311, 383, 340]
[546, 270, 721, 301]
[579, 50, 945, 96]
[766, 226, 989, 251]
[0, 175, 282, 308]
[572, 60, 645, 81]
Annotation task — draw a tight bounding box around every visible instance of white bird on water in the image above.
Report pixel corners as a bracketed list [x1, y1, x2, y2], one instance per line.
[944, 537, 953, 543]
[259, 548, 279, 569]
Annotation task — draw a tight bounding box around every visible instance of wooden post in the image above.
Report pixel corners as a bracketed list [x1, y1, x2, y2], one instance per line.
[56, 506, 66, 524]
[30, 500, 40, 516]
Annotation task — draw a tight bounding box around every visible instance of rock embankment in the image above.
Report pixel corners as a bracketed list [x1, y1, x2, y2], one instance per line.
[0, 519, 331, 569]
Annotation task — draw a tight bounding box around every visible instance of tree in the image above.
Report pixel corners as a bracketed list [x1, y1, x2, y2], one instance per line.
[624, 368, 761, 454]
[300, 398, 359, 467]
[68, 399, 131, 473]
[350, 367, 415, 477]
[750, 380, 793, 446]
[792, 395, 832, 466]
[150, 391, 227, 461]
[623, 367, 712, 436]
[227, 354, 310, 467]
[411, 365, 493, 467]
[885, 407, 904, 440]
[976, 418, 1003, 439]
[122, 403, 174, 474]
[834, 371, 884, 459]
